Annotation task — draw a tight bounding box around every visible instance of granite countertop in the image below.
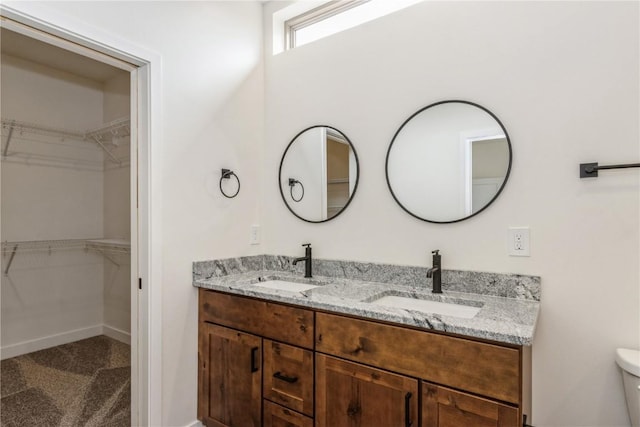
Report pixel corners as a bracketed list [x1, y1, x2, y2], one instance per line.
[193, 256, 541, 346]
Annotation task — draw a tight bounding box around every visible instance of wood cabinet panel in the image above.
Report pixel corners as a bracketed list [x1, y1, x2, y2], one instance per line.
[198, 323, 261, 427]
[316, 312, 520, 404]
[263, 340, 314, 416]
[263, 400, 313, 427]
[316, 354, 418, 427]
[422, 383, 519, 427]
[200, 289, 314, 349]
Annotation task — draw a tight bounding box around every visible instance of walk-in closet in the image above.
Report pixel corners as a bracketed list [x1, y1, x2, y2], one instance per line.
[1, 27, 132, 426]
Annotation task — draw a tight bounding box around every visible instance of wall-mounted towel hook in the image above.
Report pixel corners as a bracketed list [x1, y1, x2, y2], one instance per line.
[289, 178, 304, 202]
[580, 162, 640, 178]
[220, 168, 240, 198]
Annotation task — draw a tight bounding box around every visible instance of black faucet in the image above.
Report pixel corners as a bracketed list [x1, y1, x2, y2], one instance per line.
[426, 250, 442, 293]
[292, 243, 312, 278]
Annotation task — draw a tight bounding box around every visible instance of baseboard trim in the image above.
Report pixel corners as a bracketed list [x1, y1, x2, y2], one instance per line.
[1, 324, 132, 359]
[184, 421, 203, 427]
[1, 325, 103, 360]
[102, 324, 131, 345]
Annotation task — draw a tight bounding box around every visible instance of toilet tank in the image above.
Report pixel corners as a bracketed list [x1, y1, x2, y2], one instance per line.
[616, 348, 640, 427]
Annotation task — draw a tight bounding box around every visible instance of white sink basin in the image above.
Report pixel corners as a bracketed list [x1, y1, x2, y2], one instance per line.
[254, 280, 319, 293]
[371, 295, 481, 318]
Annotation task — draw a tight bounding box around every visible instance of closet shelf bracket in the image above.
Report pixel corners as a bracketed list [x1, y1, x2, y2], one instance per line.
[91, 135, 121, 165]
[90, 247, 121, 268]
[4, 244, 18, 276]
[2, 120, 15, 157]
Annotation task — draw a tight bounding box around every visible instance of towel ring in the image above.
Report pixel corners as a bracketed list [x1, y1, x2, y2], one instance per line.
[289, 178, 304, 202]
[220, 169, 240, 198]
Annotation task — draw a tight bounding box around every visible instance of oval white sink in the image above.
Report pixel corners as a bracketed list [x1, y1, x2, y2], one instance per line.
[371, 295, 481, 318]
[254, 280, 319, 293]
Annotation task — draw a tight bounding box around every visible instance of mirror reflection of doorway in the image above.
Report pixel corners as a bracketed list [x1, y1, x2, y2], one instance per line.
[326, 132, 351, 218]
[464, 136, 509, 215]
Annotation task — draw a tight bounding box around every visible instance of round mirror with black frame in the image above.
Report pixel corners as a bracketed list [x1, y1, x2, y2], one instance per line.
[386, 100, 512, 223]
[279, 125, 360, 223]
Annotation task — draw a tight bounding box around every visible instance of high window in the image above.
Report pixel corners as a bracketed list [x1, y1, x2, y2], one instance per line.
[273, 0, 424, 54]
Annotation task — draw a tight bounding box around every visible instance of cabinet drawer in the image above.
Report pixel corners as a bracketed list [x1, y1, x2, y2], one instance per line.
[263, 340, 313, 416]
[263, 400, 313, 427]
[422, 383, 519, 427]
[315, 312, 520, 404]
[199, 289, 314, 349]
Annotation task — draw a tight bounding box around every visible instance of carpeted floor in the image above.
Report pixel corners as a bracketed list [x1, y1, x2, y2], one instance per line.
[0, 335, 130, 427]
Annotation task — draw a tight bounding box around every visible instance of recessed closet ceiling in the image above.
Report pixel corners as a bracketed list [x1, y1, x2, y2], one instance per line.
[0, 28, 125, 82]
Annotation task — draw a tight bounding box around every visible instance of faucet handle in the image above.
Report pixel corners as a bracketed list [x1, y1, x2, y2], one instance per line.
[302, 243, 311, 248]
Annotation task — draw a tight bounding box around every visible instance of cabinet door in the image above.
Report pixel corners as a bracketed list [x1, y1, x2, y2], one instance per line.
[422, 383, 519, 427]
[198, 323, 261, 427]
[316, 354, 418, 427]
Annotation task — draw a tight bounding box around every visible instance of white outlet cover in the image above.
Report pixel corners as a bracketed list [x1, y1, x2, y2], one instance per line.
[508, 227, 530, 256]
[250, 224, 260, 245]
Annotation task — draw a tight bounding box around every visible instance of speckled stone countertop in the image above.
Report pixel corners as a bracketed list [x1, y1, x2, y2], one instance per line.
[193, 255, 540, 346]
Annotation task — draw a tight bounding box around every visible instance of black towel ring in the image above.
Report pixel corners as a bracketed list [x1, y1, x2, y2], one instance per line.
[289, 178, 304, 202]
[220, 169, 240, 198]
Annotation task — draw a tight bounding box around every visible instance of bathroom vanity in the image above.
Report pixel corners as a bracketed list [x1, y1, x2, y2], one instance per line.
[194, 256, 539, 427]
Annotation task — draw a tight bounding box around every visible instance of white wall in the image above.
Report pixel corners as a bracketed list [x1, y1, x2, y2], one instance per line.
[9, 2, 265, 425]
[1, 54, 105, 351]
[103, 72, 131, 337]
[263, 2, 639, 427]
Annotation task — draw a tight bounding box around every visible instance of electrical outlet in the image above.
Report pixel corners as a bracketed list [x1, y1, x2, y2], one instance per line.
[508, 227, 530, 256]
[250, 224, 260, 245]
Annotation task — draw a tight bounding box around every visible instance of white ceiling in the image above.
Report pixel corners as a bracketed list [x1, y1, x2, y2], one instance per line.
[1, 28, 126, 83]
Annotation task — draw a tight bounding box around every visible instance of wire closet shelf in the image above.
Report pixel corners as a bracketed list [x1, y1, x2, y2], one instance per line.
[2, 238, 131, 275]
[1, 117, 131, 169]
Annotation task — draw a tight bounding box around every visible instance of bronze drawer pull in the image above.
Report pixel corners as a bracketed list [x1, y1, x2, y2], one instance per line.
[273, 371, 298, 383]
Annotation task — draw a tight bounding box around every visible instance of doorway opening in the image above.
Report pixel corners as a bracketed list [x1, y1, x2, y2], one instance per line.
[0, 17, 147, 426]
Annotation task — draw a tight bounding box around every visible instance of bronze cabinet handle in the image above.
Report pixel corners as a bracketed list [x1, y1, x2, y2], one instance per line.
[273, 371, 298, 383]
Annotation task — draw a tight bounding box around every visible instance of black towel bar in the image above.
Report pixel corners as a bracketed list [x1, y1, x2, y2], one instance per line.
[579, 162, 640, 178]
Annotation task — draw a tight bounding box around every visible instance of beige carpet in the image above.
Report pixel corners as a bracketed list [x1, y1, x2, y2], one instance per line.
[1, 335, 130, 427]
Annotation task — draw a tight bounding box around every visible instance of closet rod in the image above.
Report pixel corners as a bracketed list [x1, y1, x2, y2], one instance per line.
[580, 162, 640, 178]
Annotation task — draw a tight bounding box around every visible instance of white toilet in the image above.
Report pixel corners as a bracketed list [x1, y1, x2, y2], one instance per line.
[616, 348, 640, 427]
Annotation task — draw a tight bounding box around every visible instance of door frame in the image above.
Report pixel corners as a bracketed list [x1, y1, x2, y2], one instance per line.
[461, 131, 506, 217]
[0, 3, 163, 426]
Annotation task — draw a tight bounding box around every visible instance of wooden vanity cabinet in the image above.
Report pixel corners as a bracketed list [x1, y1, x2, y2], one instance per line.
[198, 289, 529, 427]
[198, 289, 315, 427]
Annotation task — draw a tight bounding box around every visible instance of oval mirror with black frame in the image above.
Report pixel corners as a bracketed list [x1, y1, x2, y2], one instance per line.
[386, 100, 512, 223]
[279, 126, 359, 223]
